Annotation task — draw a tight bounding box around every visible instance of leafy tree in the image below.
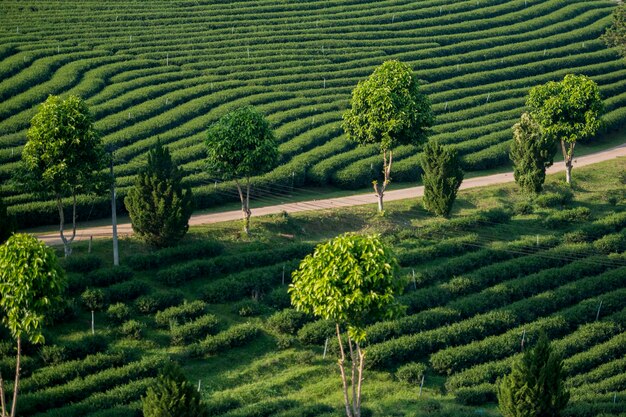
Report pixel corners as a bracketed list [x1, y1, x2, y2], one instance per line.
[601, 3, 626, 59]
[509, 112, 557, 195]
[343, 60, 434, 212]
[0, 198, 15, 244]
[81, 288, 105, 335]
[206, 106, 279, 235]
[289, 233, 404, 417]
[124, 141, 193, 248]
[0, 233, 66, 417]
[142, 361, 208, 417]
[421, 140, 464, 217]
[20, 95, 109, 257]
[497, 332, 569, 417]
[527, 75, 603, 185]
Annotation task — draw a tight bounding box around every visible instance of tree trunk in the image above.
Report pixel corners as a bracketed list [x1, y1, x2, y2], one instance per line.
[10, 337, 20, 417]
[0, 371, 7, 417]
[347, 336, 357, 417]
[235, 180, 251, 235]
[560, 140, 575, 185]
[356, 343, 365, 417]
[373, 149, 393, 213]
[336, 324, 353, 417]
[91, 310, 95, 335]
[56, 192, 78, 257]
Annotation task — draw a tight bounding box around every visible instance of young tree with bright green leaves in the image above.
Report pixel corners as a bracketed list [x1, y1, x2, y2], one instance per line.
[421, 140, 464, 217]
[526, 74, 603, 185]
[0, 233, 66, 417]
[510, 112, 557, 195]
[81, 288, 105, 335]
[20, 95, 109, 257]
[142, 361, 208, 417]
[601, 3, 626, 59]
[497, 332, 569, 417]
[289, 233, 404, 417]
[124, 141, 193, 248]
[343, 60, 434, 212]
[206, 106, 279, 235]
[0, 198, 15, 244]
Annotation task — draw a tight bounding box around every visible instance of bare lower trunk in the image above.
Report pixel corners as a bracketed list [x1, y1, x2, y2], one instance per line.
[57, 193, 77, 257]
[348, 336, 357, 417]
[336, 324, 353, 417]
[561, 140, 575, 185]
[235, 179, 252, 235]
[0, 371, 7, 417]
[356, 343, 365, 417]
[91, 310, 95, 335]
[373, 150, 393, 213]
[10, 337, 20, 417]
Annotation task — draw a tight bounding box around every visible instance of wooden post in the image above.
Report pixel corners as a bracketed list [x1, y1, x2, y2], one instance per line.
[197, 380, 201, 392]
[419, 375, 425, 397]
[323, 338, 329, 359]
[595, 300, 603, 321]
[412, 269, 417, 290]
[521, 329, 526, 351]
[88, 236, 93, 253]
[91, 310, 95, 335]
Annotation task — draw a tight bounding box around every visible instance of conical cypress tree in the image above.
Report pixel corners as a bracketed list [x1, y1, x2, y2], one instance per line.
[510, 113, 557, 195]
[421, 140, 464, 217]
[125, 141, 194, 248]
[142, 361, 208, 417]
[497, 332, 569, 417]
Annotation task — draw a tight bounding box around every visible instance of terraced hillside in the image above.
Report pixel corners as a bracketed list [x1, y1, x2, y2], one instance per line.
[2, 159, 625, 417]
[1, 0, 626, 227]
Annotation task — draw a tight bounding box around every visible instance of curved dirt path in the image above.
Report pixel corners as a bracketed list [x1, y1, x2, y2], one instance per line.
[36, 144, 626, 246]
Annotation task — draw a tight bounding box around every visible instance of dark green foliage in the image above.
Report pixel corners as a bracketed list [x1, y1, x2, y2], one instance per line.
[134, 290, 184, 314]
[510, 112, 557, 194]
[81, 288, 105, 312]
[39, 345, 66, 366]
[106, 303, 131, 324]
[125, 240, 223, 270]
[170, 314, 220, 346]
[125, 141, 193, 248]
[120, 320, 144, 340]
[395, 362, 427, 385]
[87, 266, 133, 287]
[154, 300, 207, 328]
[455, 383, 497, 406]
[601, 4, 626, 58]
[0, 197, 16, 243]
[497, 333, 569, 417]
[61, 254, 102, 274]
[542, 207, 591, 228]
[105, 280, 149, 303]
[189, 323, 261, 357]
[421, 140, 464, 217]
[297, 319, 336, 346]
[232, 299, 264, 317]
[266, 309, 310, 335]
[141, 362, 208, 417]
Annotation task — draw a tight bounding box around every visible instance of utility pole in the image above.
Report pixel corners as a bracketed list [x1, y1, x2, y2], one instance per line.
[110, 153, 119, 266]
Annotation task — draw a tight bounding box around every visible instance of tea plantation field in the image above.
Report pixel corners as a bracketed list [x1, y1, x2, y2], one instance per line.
[2, 158, 625, 417]
[1, 0, 626, 227]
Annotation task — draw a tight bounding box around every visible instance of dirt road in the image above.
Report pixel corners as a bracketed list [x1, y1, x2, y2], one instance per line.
[36, 144, 626, 245]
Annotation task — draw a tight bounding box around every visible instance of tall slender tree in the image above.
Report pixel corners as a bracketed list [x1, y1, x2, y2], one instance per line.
[125, 141, 194, 248]
[0, 234, 66, 417]
[206, 106, 279, 235]
[20, 95, 109, 257]
[527, 75, 603, 185]
[509, 112, 557, 194]
[343, 60, 434, 212]
[421, 140, 464, 217]
[497, 332, 569, 417]
[289, 233, 404, 417]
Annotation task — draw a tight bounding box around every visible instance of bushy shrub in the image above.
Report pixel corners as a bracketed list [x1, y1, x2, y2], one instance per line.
[62, 254, 102, 273]
[396, 362, 427, 384]
[263, 286, 291, 310]
[513, 200, 533, 215]
[455, 383, 497, 405]
[106, 303, 131, 324]
[120, 320, 144, 339]
[189, 323, 260, 357]
[105, 280, 149, 303]
[232, 299, 264, 317]
[154, 300, 207, 328]
[87, 266, 133, 287]
[61, 334, 108, 361]
[276, 334, 296, 350]
[297, 320, 335, 345]
[126, 240, 223, 270]
[592, 231, 626, 254]
[135, 290, 184, 314]
[534, 187, 573, 208]
[266, 309, 310, 335]
[170, 314, 220, 346]
[39, 345, 66, 365]
[543, 207, 591, 228]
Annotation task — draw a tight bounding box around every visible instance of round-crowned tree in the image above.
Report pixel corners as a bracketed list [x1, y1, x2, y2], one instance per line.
[0, 233, 66, 417]
[601, 3, 626, 59]
[526, 74, 603, 185]
[510, 112, 557, 195]
[206, 106, 278, 235]
[20, 95, 109, 257]
[124, 141, 194, 248]
[343, 60, 434, 212]
[289, 233, 404, 417]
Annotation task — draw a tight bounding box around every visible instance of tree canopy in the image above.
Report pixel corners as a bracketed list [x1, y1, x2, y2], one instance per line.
[0, 197, 15, 244]
[21, 95, 109, 256]
[510, 112, 557, 194]
[601, 3, 626, 59]
[125, 141, 193, 248]
[526, 74, 603, 184]
[206, 106, 279, 234]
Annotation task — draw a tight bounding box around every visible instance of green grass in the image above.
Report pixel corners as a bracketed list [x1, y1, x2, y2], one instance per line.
[4, 157, 624, 417]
